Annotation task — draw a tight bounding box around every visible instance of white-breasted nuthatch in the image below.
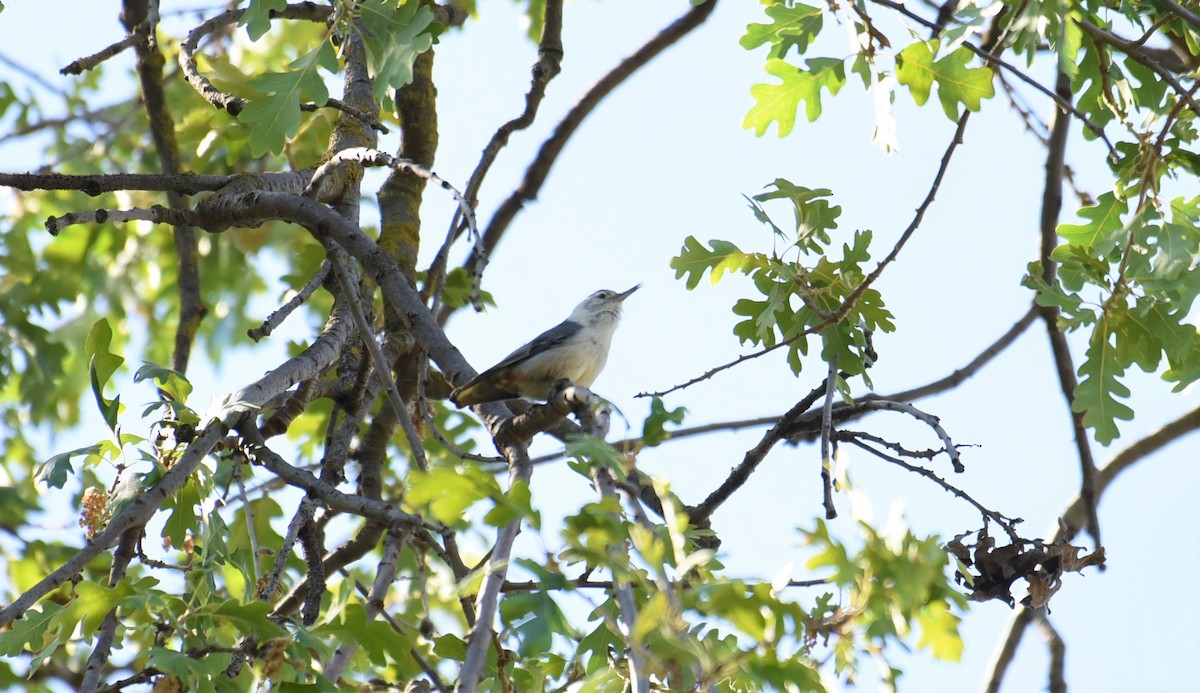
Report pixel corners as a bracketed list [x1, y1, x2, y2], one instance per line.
[450, 285, 640, 407]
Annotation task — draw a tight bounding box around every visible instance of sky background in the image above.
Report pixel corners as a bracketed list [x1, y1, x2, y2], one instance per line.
[2, 1, 1199, 691]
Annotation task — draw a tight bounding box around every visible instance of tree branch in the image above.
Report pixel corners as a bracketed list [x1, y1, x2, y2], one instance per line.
[453, 0, 719, 304]
[1034, 69, 1102, 549]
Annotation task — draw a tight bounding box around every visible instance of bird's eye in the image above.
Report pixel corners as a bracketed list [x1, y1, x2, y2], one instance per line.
[596, 291, 612, 299]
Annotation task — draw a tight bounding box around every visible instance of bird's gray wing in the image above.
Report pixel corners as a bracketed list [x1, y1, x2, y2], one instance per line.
[484, 319, 582, 372]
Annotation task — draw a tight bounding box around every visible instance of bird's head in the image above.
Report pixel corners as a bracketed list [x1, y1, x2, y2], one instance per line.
[570, 284, 640, 324]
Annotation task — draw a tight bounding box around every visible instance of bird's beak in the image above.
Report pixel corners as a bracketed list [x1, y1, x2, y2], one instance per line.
[617, 284, 641, 301]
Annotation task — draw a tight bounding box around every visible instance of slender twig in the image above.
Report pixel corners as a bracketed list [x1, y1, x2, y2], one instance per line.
[1031, 608, 1066, 693]
[178, 3, 332, 115]
[303, 147, 477, 244]
[1161, 0, 1200, 31]
[819, 359, 839, 519]
[689, 381, 829, 524]
[60, 28, 147, 75]
[816, 399, 962, 472]
[1033, 69, 1102, 549]
[249, 261, 331, 342]
[325, 532, 407, 681]
[261, 497, 316, 600]
[239, 433, 432, 531]
[838, 435, 1019, 540]
[428, 0, 565, 314]
[449, 0, 720, 322]
[1076, 21, 1200, 119]
[328, 248, 429, 472]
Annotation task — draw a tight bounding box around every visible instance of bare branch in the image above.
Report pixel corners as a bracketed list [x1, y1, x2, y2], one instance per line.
[689, 381, 829, 525]
[453, 0, 720, 306]
[249, 261, 331, 342]
[819, 359, 839, 520]
[0, 171, 231, 196]
[1033, 69, 1102, 549]
[1031, 609, 1067, 693]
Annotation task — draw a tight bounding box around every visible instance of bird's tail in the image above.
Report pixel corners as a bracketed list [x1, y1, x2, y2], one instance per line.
[449, 375, 519, 407]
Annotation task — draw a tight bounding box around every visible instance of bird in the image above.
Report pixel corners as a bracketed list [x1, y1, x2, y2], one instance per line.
[450, 285, 640, 407]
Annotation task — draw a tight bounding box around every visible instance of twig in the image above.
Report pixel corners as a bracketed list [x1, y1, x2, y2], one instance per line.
[815, 399, 962, 472]
[325, 531, 407, 681]
[837, 435, 1019, 540]
[60, 30, 147, 75]
[261, 497, 316, 600]
[178, 3, 332, 115]
[300, 97, 388, 133]
[327, 247, 429, 472]
[689, 381, 829, 524]
[1031, 608, 1066, 693]
[249, 261, 331, 342]
[819, 359, 839, 519]
[428, 0, 565, 313]
[238, 432, 432, 531]
[303, 147, 477, 245]
[1033, 69, 1102, 549]
[1076, 21, 1200, 119]
[79, 528, 141, 692]
[585, 408, 650, 693]
[982, 607, 1033, 693]
[451, 0, 720, 319]
[1161, 0, 1200, 31]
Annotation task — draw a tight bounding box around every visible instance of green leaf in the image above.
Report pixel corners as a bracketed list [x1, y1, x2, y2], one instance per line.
[407, 466, 500, 527]
[85, 318, 124, 432]
[916, 601, 963, 661]
[134, 361, 194, 402]
[670, 237, 763, 289]
[240, 42, 337, 156]
[202, 599, 288, 639]
[357, 0, 437, 103]
[753, 179, 841, 251]
[36, 444, 103, 489]
[500, 591, 576, 656]
[740, 2, 825, 58]
[744, 57, 846, 136]
[1057, 192, 1128, 250]
[1073, 315, 1134, 444]
[240, 0, 287, 41]
[896, 40, 994, 119]
[163, 478, 202, 550]
[641, 397, 687, 447]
